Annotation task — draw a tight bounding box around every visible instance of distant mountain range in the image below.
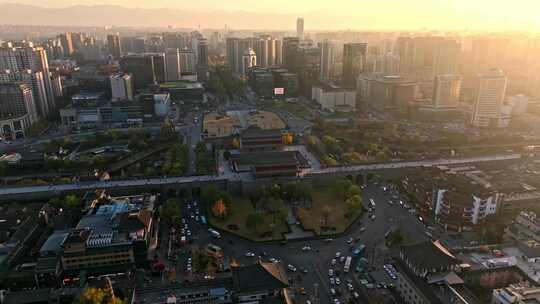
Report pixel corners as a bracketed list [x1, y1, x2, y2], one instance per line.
[0, 3, 298, 29]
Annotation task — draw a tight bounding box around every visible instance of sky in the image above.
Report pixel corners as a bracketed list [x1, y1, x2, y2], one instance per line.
[3, 0, 540, 31]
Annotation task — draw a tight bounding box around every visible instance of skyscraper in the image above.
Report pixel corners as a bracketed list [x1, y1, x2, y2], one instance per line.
[58, 33, 74, 56]
[241, 48, 257, 76]
[179, 48, 196, 74]
[297, 18, 304, 39]
[0, 46, 55, 117]
[226, 38, 252, 75]
[342, 43, 367, 87]
[165, 48, 181, 81]
[119, 53, 165, 91]
[274, 39, 283, 66]
[319, 40, 335, 81]
[110, 73, 134, 101]
[0, 83, 37, 139]
[471, 69, 507, 128]
[0, 69, 48, 118]
[432, 74, 462, 108]
[197, 39, 209, 82]
[107, 34, 122, 59]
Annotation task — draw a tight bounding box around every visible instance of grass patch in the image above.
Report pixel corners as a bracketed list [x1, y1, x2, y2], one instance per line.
[296, 188, 360, 235]
[209, 196, 289, 241]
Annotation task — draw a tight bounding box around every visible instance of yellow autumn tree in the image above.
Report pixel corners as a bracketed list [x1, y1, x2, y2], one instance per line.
[282, 133, 294, 145]
[212, 198, 227, 219]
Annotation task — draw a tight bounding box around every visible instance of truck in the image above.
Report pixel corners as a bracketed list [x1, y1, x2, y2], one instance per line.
[208, 228, 221, 239]
[344, 256, 352, 273]
[352, 244, 366, 257]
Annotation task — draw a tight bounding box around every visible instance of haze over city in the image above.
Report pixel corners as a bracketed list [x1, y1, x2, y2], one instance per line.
[3, 1, 540, 304]
[1, 0, 540, 31]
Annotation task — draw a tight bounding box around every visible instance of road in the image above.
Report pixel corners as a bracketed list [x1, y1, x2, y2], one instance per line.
[0, 153, 522, 197]
[183, 111, 203, 176]
[166, 183, 428, 304]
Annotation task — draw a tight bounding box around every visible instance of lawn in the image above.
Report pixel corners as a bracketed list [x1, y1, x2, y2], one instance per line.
[296, 188, 360, 235]
[209, 196, 289, 241]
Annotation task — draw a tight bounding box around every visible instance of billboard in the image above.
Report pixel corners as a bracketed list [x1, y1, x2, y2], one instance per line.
[274, 87, 285, 95]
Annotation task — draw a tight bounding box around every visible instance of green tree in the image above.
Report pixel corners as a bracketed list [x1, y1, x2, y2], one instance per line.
[0, 161, 7, 177]
[246, 212, 264, 233]
[162, 199, 182, 224]
[332, 178, 353, 200]
[64, 195, 81, 209]
[321, 206, 333, 227]
[345, 194, 363, 217]
[345, 185, 361, 199]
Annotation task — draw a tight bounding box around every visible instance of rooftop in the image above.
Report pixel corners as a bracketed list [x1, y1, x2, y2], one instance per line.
[401, 240, 459, 271]
[232, 261, 289, 293]
[241, 127, 283, 139]
[231, 151, 298, 167]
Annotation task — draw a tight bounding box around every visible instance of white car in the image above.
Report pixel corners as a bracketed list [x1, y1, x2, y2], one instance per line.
[328, 269, 334, 276]
[347, 283, 354, 291]
[287, 264, 297, 272]
[331, 258, 337, 266]
[330, 288, 336, 296]
[269, 258, 279, 263]
[245, 252, 255, 257]
[335, 277, 341, 285]
[346, 238, 353, 244]
[335, 252, 341, 258]
[339, 256, 345, 263]
[330, 277, 335, 285]
[302, 245, 312, 251]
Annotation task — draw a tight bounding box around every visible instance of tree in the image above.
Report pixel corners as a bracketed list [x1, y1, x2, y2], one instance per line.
[162, 199, 182, 224]
[223, 150, 231, 160]
[321, 206, 333, 227]
[79, 287, 124, 304]
[276, 207, 288, 224]
[211, 199, 227, 219]
[201, 186, 219, 205]
[0, 161, 7, 177]
[246, 212, 264, 233]
[64, 195, 81, 209]
[332, 178, 352, 200]
[345, 185, 361, 199]
[345, 194, 363, 217]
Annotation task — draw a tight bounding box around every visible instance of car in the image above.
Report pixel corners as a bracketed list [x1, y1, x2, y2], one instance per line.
[346, 238, 353, 244]
[370, 214, 376, 220]
[302, 245, 312, 251]
[324, 238, 333, 243]
[359, 227, 366, 233]
[335, 277, 341, 285]
[330, 277, 335, 285]
[347, 283, 354, 291]
[339, 256, 345, 263]
[331, 259, 337, 266]
[353, 292, 360, 299]
[301, 268, 308, 274]
[299, 287, 307, 295]
[269, 258, 279, 263]
[328, 269, 334, 276]
[287, 264, 297, 272]
[388, 200, 394, 205]
[418, 216, 424, 223]
[245, 252, 255, 257]
[335, 252, 341, 258]
[330, 288, 336, 296]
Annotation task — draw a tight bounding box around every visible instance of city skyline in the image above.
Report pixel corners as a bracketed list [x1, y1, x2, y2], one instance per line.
[1, 1, 540, 31]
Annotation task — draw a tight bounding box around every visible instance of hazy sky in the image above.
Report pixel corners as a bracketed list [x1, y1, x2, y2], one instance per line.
[3, 0, 540, 31]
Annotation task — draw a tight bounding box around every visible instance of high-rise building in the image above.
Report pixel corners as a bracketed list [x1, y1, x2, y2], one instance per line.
[107, 34, 122, 59]
[0, 46, 55, 117]
[241, 48, 257, 77]
[432, 74, 462, 108]
[471, 38, 509, 75]
[319, 40, 335, 81]
[165, 48, 181, 81]
[342, 43, 367, 87]
[282, 37, 300, 69]
[471, 69, 507, 128]
[274, 39, 283, 66]
[58, 33, 74, 56]
[373, 53, 400, 76]
[133, 38, 146, 54]
[179, 48, 196, 74]
[0, 83, 37, 139]
[297, 18, 304, 39]
[226, 38, 252, 75]
[0, 69, 48, 118]
[110, 73, 134, 101]
[197, 39, 209, 82]
[254, 38, 269, 67]
[395, 37, 415, 74]
[119, 53, 165, 91]
[433, 39, 460, 76]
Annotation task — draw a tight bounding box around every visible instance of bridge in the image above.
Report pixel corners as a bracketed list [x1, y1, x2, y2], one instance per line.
[0, 153, 523, 201]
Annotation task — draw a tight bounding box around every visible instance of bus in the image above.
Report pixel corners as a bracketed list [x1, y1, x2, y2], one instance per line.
[369, 199, 376, 209]
[352, 244, 366, 257]
[344, 256, 352, 273]
[208, 228, 221, 239]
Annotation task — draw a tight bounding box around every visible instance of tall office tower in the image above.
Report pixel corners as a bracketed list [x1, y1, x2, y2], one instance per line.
[319, 40, 335, 81]
[179, 48, 196, 74]
[165, 48, 181, 81]
[120, 37, 134, 55]
[119, 53, 165, 91]
[191, 31, 203, 62]
[226, 38, 252, 75]
[374, 53, 400, 76]
[282, 37, 300, 68]
[197, 39, 209, 82]
[0, 83, 37, 139]
[110, 73, 134, 101]
[471, 69, 507, 128]
[0, 46, 55, 117]
[254, 38, 269, 67]
[274, 39, 283, 66]
[107, 34, 122, 59]
[71, 33, 84, 52]
[433, 39, 460, 76]
[297, 18, 304, 39]
[432, 74, 462, 108]
[342, 43, 368, 87]
[58, 33, 74, 56]
[0, 70, 48, 118]
[395, 36, 415, 74]
[241, 48, 257, 76]
[132, 38, 146, 53]
[471, 38, 509, 74]
[51, 74, 63, 98]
